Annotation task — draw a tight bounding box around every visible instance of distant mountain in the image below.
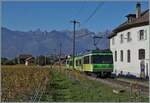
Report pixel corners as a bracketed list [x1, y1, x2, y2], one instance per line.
[1, 27, 110, 58]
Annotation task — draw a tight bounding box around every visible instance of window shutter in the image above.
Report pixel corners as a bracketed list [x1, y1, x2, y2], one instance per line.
[144, 30, 147, 40]
[137, 30, 140, 41]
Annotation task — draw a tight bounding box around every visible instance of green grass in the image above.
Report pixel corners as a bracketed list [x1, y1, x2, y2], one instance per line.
[2, 65, 148, 102]
[41, 68, 149, 102]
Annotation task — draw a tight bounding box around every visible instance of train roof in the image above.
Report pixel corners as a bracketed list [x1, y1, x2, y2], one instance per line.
[81, 49, 112, 55]
[67, 49, 112, 60]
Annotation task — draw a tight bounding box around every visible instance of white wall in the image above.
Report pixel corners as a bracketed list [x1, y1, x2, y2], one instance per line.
[110, 25, 150, 77]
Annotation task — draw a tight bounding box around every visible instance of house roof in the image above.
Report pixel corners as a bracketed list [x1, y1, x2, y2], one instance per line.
[25, 57, 34, 61]
[108, 9, 149, 39]
[125, 14, 136, 17]
[18, 54, 32, 59]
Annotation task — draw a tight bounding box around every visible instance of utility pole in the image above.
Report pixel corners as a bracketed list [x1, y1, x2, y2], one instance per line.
[93, 36, 103, 50]
[70, 20, 80, 69]
[53, 49, 56, 62]
[38, 56, 39, 66]
[59, 42, 62, 69]
[45, 55, 46, 66]
[17, 55, 20, 64]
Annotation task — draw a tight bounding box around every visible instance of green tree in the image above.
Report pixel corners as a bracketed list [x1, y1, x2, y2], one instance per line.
[1, 57, 8, 65]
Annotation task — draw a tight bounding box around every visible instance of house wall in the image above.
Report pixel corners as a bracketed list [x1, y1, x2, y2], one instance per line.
[110, 25, 149, 77]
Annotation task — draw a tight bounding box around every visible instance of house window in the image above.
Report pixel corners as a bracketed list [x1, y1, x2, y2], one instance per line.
[120, 34, 123, 43]
[112, 37, 115, 45]
[127, 32, 131, 42]
[120, 50, 123, 62]
[139, 49, 145, 60]
[84, 56, 89, 64]
[139, 30, 144, 40]
[115, 51, 117, 62]
[127, 50, 131, 63]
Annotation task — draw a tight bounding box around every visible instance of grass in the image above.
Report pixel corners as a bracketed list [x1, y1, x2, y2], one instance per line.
[41, 67, 149, 102]
[2, 65, 149, 102]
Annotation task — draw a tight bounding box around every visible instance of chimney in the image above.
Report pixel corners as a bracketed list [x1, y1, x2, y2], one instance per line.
[136, 2, 141, 18]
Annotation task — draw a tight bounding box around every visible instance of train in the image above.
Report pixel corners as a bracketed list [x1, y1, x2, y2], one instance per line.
[66, 49, 114, 77]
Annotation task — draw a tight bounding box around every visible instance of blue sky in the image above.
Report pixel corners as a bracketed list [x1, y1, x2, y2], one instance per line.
[2, 1, 149, 32]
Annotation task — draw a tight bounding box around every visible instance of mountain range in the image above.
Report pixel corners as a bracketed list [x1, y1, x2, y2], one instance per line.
[1, 27, 110, 59]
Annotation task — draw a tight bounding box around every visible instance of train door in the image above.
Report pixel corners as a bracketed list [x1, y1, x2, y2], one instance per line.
[81, 57, 83, 71]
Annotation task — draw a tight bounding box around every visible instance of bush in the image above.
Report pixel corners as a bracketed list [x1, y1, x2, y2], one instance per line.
[1, 57, 9, 65]
[1, 57, 17, 65]
[5, 60, 16, 65]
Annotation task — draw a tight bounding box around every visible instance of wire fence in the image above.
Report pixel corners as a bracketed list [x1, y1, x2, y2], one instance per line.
[2, 60, 149, 102]
[29, 74, 49, 102]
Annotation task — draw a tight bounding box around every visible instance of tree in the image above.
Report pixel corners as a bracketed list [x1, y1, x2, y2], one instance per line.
[1, 57, 16, 65]
[1, 57, 8, 65]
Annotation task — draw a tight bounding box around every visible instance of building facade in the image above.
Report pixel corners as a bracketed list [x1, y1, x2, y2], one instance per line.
[17, 54, 33, 64]
[108, 3, 149, 78]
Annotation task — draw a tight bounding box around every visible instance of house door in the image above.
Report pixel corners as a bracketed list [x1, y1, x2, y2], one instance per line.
[140, 60, 145, 78]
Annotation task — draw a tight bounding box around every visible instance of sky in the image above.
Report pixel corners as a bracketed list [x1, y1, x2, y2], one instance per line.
[2, 1, 149, 33]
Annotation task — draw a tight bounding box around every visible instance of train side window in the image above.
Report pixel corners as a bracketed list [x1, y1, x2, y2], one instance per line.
[67, 60, 69, 64]
[84, 56, 89, 64]
[79, 59, 81, 65]
[69, 61, 73, 66]
[76, 60, 80, 66]
[76, 60, 78, 66]
[78, 60, 80, 65]
[68, 60, 70, 64]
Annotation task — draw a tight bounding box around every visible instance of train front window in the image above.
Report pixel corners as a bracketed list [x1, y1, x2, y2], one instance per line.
[92, 55, 113, 64]
[84, 56, 89, 64]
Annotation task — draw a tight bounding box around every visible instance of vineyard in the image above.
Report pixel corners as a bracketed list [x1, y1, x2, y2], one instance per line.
[1, 65, 149, 102]
[1, 65, 51, 102]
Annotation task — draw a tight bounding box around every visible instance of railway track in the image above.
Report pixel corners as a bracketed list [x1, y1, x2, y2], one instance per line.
[86, 75, 149, 96]
[48, 64, 149, 96]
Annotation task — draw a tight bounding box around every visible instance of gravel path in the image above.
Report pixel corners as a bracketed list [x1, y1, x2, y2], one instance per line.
[86, 75, 149, 96]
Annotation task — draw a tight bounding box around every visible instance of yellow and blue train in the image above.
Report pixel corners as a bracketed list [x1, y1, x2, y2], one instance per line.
[66, 49, 113, 77]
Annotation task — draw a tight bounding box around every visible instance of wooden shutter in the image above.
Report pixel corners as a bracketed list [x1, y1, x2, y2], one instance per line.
[144, 30, 147, 40]
[137, 30, 140, 41]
